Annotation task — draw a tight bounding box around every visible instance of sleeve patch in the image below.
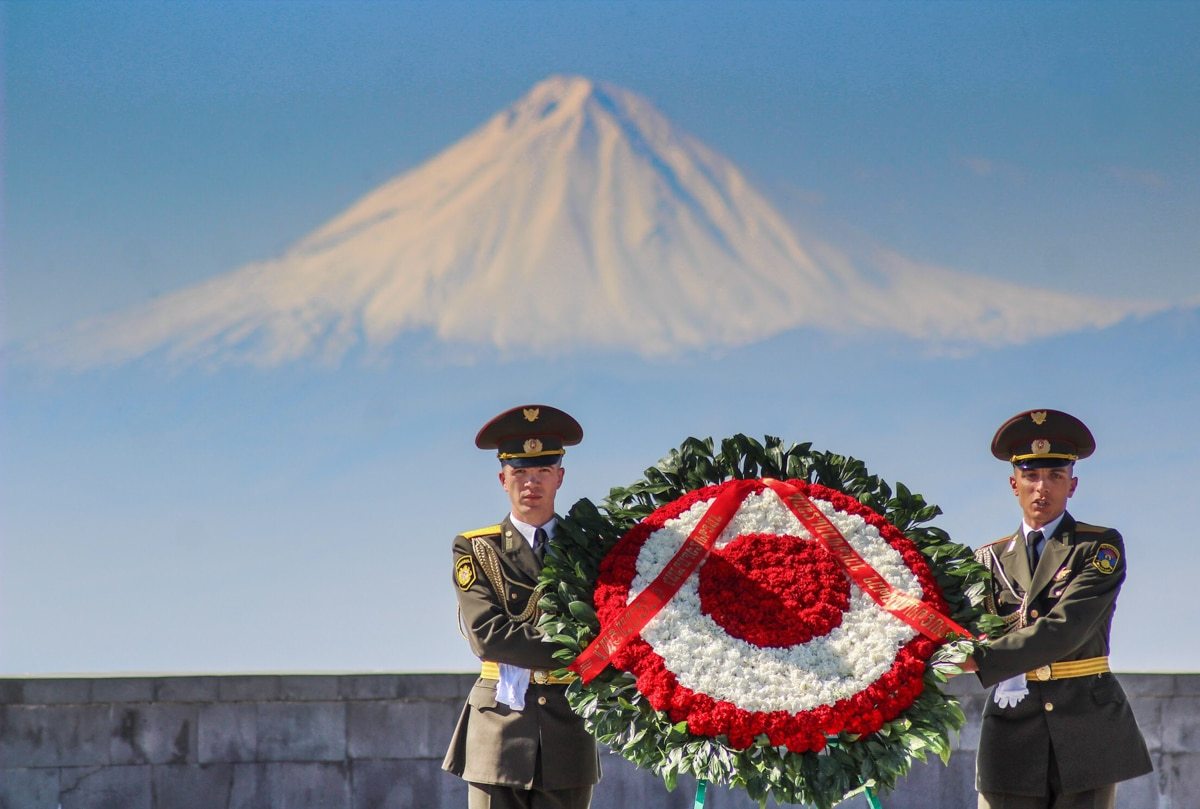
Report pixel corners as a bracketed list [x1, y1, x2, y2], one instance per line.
[1092, 543, 1120, 575]
[455, 555, 477, 590]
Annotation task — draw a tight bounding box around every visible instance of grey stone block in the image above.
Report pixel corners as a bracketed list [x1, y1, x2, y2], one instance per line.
[256, 702, 346, 762]
[218, 676, 281, 703]
[20, 678, 92, 705]
[940, 676, 976, 698]
[1160, 696, 1200, 752]
[1171, 673, 1200, 696]
[1160, 752, 1200, 808]
[227, 763, 263, 809]
[338, 675, 402, 701]
[198, 702, 257, 763]
[1, 704, 112, 767]
[92, 677, 155, 704]
[396, 673, 475, 701]
[152, 763, 234, 809]
[1118, 766, 1165, 809]
[352, 759, 465, 809]
[1129, 695, 1164, 751]
[110, 703, 198, 765]
[954, 693, 986, 754]
[0, 767, 59, 809]
[280, 675, 340, 701]
[156, 676, 220, 703]
[1121, 672, 1177, 698]
[0, 680, 25, 705]
[348, 699, 460, 759]
[885, 753, 976, 809]
[227, 762, 350, 809]
[59, 765, 152, 809]
[588, 755, 694, 809]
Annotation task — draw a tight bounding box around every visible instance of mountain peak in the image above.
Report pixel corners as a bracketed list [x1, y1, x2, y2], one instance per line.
[36, 76, 1164, 369]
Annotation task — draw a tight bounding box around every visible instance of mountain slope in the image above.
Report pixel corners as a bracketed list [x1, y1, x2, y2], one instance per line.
[40, 75, 1166, 368]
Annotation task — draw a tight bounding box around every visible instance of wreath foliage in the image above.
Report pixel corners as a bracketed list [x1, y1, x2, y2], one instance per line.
[539, 435, 1003, 808]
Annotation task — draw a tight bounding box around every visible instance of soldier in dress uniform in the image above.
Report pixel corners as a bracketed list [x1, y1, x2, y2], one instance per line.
[442, 405, 600, 809]
[962, 409, 1152, 809]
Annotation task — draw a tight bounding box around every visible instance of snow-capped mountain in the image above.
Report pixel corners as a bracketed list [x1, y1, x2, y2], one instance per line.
[43, 75, 1163, 368]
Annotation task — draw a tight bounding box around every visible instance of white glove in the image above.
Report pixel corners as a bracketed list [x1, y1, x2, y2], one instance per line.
[495, 664, 531, 710]
[993, 674, 1029, 708]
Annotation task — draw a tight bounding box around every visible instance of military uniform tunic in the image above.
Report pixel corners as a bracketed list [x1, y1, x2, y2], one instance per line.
[442, 517, 600, 792]
[973, 513, 1152, 796]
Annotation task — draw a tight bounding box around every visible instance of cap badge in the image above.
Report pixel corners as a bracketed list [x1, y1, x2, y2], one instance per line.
[1031, 411, 1048, 425]
[1031, 438, 1051, 455]
[523, 408, 540, 422]
[523, 438, 543, 454]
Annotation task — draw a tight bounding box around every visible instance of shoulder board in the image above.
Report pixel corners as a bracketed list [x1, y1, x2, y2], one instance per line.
[1074, 523, 1112, 534]
[979, 534, 1016, 550]
[461, 524, 503, 540]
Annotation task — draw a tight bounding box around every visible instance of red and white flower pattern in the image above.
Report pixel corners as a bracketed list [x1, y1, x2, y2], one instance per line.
[594, 479, 948, 752]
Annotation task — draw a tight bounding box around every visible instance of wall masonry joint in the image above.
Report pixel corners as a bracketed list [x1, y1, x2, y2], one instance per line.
[0, 673, 1192, 809]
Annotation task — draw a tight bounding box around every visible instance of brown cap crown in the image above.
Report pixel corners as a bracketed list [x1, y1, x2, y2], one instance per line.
[991, 409, 1095, 469]
[475, 405, 583, 467]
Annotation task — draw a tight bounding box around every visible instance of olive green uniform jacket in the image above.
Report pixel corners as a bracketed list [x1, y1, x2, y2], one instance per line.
[442, 517, 600, 791]
[973, 513, 1152, 796]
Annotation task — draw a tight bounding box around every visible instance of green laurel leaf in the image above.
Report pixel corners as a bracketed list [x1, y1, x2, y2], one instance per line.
[539, 434, 993, 809]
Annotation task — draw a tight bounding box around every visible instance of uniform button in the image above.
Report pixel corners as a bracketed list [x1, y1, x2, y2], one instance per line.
[537, 696, 547, 706]
[510, 592, 518, 599]
[1030, 610, 1039, 619]
[1044, 702, 1054, 712]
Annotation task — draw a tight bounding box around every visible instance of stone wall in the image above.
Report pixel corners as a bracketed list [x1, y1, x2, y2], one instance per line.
[1, 673, 1193, 808]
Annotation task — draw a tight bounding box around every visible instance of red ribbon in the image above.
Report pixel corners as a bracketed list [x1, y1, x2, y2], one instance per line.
[570, 480, 752, 683]
[761, 478, 973, 642]
[571, 478, 971, 684]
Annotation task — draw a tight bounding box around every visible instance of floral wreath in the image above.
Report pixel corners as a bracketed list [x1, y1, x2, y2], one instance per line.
[539, 435, 1001, 809]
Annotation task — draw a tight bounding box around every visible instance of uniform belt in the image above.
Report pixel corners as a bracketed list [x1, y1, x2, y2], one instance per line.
[480, 661, 577, 685]
[1026, 656, 1110, 682]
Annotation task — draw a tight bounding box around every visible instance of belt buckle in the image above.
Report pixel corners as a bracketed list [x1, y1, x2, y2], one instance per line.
[1032, 665, 1052, 682]
[532, 670, 548, 685]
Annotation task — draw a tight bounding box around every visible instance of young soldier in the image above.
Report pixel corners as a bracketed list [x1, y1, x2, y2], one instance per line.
[442, 405, 600, 809]
[964, 409, 1152, 809]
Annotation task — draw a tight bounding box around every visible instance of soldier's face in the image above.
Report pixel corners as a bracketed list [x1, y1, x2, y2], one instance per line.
[499, 462, 564, 524]
[1010, 465, 1077, 528]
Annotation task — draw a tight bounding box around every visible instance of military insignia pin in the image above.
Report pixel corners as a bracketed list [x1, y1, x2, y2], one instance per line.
[1092, 543, 1120, 575]
[1031, 411, 1048, 425]
[455, 555, 477, 590]
[523, 407, 540, 422]
[524, 438, 543, 454]
[1031, 438, 1051, 455]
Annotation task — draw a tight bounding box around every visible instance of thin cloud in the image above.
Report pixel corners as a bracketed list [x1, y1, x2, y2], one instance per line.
[960, 156, 997, 178]
[1106, 165, 1168, 191]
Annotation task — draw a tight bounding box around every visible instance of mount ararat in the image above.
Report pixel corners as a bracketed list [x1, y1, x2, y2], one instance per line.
[42, 75, 1165, 368]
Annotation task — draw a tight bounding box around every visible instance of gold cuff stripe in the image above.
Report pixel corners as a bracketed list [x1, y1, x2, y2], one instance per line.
[480, 661, 577, 684]
[1026, 656, 1110, 681]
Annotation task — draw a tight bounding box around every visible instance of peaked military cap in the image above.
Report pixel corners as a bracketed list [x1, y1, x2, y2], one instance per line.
[475, 404, 583, 467]
[991, 408, 1096, 469]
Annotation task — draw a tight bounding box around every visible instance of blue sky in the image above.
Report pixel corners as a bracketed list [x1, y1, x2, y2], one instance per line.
[3, 1, 1199, 675]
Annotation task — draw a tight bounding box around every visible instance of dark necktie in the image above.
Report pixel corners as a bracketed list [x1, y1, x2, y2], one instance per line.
[1027, 530, 1044, 572]
[533, 527, 548, 561]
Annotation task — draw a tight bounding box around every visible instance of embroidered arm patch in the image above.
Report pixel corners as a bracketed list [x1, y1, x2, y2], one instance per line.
[1092, 543, 1120, 575]
[455, 555, 477, 590]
